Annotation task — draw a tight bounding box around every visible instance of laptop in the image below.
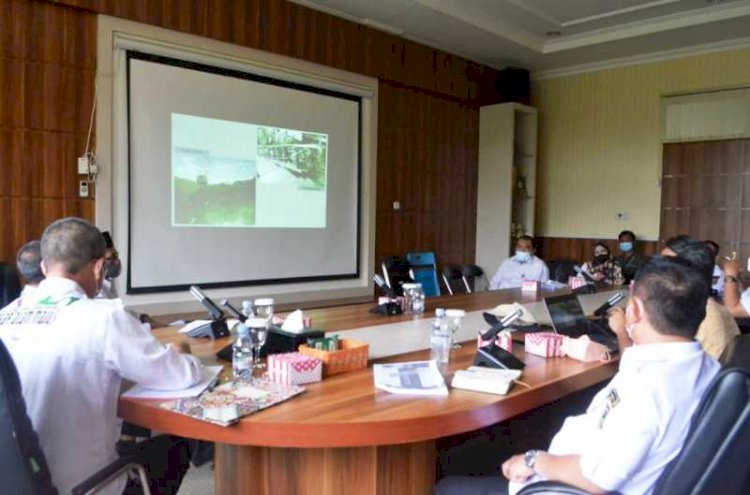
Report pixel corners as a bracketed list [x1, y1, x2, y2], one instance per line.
[543, 294, 619, 352]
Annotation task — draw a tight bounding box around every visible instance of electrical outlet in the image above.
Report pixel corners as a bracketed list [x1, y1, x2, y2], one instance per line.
[79, 180, 89, 198]
[393, 201, 401, 210]
[78, 156, 90, 175]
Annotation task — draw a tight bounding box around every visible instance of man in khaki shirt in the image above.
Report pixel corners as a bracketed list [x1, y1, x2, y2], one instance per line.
[609, 235, 738, 360]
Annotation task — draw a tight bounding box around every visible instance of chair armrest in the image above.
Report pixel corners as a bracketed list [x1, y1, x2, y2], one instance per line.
[517, 481, 622, 495]
[71, 456, 150, 495]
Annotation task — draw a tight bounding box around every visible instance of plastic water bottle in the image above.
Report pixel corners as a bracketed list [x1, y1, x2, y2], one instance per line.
[232, 323, 253, 379]
[430, 308, 451, 366]
[411, 283, 425, 315]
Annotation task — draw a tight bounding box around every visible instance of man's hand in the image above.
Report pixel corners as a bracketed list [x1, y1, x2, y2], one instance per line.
[501, 454, 534, 482]
[607, 307, 626, 337]
[724, 260, 742, 277]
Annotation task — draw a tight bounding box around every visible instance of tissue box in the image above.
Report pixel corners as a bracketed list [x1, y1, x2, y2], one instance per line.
[272, 313, 312, 328]
[267, 352, 322, 385]
[477, 330, 513, 352]
[568, 276, 587, 290]
[525, 332, 564, 358]
[521, 280, 539, 292]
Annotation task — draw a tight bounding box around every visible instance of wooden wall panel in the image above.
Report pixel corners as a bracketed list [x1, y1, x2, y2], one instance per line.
[1, 0, 97, 264]
[3, 0, 502, 271]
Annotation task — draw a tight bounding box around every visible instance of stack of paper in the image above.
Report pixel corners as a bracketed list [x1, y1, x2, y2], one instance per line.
[451, 366, 522, 395]
[373, 360, 448, 396]
[122, 365, 223, 399]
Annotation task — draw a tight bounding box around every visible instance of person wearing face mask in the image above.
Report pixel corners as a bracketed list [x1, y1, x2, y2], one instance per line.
[435, 256, 720, 495]
[0, 217, 201, 495]
[489, 235, 549, 290]
[609, 235, 739, 359]
[96, 231, 121, 300]
[614, 230, 648, 284]
[580, 242, 624, 285]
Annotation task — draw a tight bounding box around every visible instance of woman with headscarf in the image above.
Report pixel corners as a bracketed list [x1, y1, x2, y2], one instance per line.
[581, 242, 625, 285]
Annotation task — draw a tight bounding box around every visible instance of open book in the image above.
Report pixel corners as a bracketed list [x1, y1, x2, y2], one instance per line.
[451, 366, 523, 395]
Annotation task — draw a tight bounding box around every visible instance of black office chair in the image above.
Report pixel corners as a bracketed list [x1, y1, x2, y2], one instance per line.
[1, 262, 21, 308]
[461, 264, 489, 292]
[547, 260, 578, 284]
[517, 367, 750, 495]
[381, 256, 413, 296]
[0, 339, 151, 495]
[441, 266, 465, 295]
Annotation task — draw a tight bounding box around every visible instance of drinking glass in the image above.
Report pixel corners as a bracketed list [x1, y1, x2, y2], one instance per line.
[246, 317, 269, 371]
[254, 297, 275, 324]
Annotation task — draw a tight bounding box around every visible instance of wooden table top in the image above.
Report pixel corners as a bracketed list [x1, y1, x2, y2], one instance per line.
[118, 288, 619, 448]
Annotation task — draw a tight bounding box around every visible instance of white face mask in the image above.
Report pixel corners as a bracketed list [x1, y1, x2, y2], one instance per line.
[514, 251, 532, 263]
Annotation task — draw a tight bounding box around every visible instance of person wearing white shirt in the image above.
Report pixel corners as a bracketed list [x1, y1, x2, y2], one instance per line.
[0, 217, 202, 495]
[2, 240, 44, 310]
[489, 236, 549, 290]
[435, 256, 720, 495]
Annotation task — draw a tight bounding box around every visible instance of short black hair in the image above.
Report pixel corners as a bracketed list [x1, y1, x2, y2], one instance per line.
[517, 235, 534, 244]
[594, 241, 610, 255]
[664, 235, 713, 289]
[16, 240, 44, 284]
[704, 240, 719, 257]
[633, 255, 709, 338]
[618, 230, 636, 242]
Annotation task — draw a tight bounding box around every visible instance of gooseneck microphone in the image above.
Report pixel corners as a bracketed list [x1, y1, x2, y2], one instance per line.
[220, 299, 247, 323]
[189, 285, 224, 320]
[480, 309, 523, 341]
[593, 292, 625, 317]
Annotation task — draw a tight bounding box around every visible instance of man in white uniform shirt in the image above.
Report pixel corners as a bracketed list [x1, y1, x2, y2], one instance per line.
[435, 256, 720, 495]
[0, 217, 202, 495]
[2, 240, 45, 310]
[489, 236, 549, 290]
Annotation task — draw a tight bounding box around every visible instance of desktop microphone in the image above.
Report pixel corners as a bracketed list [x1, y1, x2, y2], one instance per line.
[189, 285, 224, 320]
[480, 309, 523, 341]
[574, 265, 596, 283]
[374, 274, 397, 298]
[593, 292, 625, 317]
[220, 299, 247, 323]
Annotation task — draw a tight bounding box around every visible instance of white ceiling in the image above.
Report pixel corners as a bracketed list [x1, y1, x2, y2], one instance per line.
[290, 0, 750, 76]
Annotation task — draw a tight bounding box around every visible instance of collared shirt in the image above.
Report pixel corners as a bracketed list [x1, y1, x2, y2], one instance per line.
[510, 341, 719, 495]
[739, 288, 750, 316]
[0, 284, 39, 311]
[0, 277, 201, 495]
[489, 256, 549, 290]
[697, 297, 739, 360]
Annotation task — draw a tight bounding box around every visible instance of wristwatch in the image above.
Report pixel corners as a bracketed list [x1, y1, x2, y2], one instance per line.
[524, 450, 541, 471]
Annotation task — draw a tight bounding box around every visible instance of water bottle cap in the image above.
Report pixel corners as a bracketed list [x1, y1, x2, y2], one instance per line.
[254, 298, 274, 306]
[401, 283, 417, 289]
[445, 309, 466, 318]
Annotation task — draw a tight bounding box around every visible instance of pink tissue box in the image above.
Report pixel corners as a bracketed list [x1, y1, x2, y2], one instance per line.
[521, 280, 539, 292]
[525, 332, 564, 358]
[272, 314, 312, 329]
[267, 352, 322, 385]
[477, 330, 513, 352]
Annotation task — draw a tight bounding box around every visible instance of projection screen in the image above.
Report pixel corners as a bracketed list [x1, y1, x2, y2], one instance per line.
[126, 52, 361, 293]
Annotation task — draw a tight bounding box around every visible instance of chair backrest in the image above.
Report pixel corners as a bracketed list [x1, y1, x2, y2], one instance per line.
[461, 264, 488, 292]
[1, 263, 22, 308]
[0, 339, 57, 494]
[441, 266, 465, 296]
[652, 367, 750, 495]
[719, 333, 750, 368]
[405, 252, 440, 297]
[380, 256, 413, 296]
[547, 259, 577, 284]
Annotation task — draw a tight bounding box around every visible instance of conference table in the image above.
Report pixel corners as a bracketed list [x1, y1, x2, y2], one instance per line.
[119, 287, 623, 495]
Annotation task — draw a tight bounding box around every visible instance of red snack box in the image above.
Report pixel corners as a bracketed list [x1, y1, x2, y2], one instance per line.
[524, 332, 564, 358]
[267, 352, 322, 385]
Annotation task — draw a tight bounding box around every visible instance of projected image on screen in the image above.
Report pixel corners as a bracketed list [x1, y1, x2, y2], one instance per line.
[172, 113, 328, 228]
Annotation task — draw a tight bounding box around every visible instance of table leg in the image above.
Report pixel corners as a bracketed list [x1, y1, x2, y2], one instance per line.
[215, 440, 436, 495]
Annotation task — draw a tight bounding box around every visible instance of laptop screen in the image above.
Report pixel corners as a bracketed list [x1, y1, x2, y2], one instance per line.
[544, 294, 588, 338]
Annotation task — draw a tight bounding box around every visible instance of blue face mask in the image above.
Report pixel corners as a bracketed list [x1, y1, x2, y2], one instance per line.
[514, 251, 532, 263]
[619, 242, 633, 253]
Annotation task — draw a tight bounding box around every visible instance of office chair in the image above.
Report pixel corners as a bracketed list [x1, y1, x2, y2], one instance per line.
[381, 256, 413, 296]
[547, 260, 578, 284]
[517, 367, 750, 495]
[441, 266, 465, 295]
[405, 251, 441, 297]
[1, 262, 21, 308]
[0, 339, 151, 495]
[461, 264, 489, 292]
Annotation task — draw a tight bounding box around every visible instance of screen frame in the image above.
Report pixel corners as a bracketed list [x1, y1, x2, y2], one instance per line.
[124, 50, 363, 295]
